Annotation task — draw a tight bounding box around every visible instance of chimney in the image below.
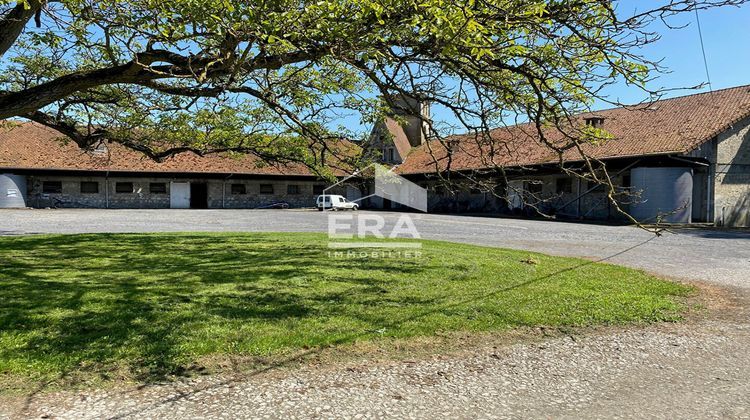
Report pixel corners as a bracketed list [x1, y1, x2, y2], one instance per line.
[389, 93, 431, 147]
[584, 116, 605, 128]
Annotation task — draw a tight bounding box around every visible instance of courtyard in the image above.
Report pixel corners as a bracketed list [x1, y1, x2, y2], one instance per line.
[0, 210, 748, 418]
[1, 209, 748, 287]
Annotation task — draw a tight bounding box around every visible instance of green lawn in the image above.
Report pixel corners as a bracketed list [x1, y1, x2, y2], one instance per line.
[0, 233, 691, 387]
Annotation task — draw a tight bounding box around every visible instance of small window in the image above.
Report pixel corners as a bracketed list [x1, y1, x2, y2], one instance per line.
[556, 178, 572, 194]
[287, 184, 300, 195]
[313, 185, 326, 195]
[622, 175, 631, 188]
[150, 182, 167, 194]
[115, 182, 134, 194]
[231, 184, 246, 195]
[259, 184, 274, 194]
[42, 181, 62, 194]
[387, 148, 395, 162]
[80, 181, 99, 194]
[526, 181, 543, 195]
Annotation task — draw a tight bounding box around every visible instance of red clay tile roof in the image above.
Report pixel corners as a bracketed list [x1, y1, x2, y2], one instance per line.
[0, 122, 353, 176]
[397, 84, 750, 174]
[4, 85, 750, 177]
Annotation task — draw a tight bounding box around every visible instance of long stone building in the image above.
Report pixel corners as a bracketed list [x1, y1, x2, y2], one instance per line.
[0, 123, 342, 210]
[372, 85, 750, 227]
[1, 85, 750, 226]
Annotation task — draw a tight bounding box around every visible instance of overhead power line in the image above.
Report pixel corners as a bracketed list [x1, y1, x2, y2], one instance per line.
[694, 7, 713, 93]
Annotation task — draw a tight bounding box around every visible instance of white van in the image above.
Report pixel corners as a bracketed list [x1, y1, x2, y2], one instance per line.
[316, 194, 359, 211]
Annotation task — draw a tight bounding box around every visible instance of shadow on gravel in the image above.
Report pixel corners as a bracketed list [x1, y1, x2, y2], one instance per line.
[670, 229, 750, 240]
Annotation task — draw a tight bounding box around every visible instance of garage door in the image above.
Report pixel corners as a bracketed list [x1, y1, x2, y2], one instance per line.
[170, 182, 190, 209]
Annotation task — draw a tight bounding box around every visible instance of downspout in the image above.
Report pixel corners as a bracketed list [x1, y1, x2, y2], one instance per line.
[707, 171, 712, 224]
[105, 171, 110, 209]
[576, 178, 582, 217]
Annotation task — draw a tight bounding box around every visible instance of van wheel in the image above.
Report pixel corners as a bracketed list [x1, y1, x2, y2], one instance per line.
[318, 207, 323, 211]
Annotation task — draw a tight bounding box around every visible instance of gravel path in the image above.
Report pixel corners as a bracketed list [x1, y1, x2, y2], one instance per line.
[1, 209, 749, 419]
[5, 298, 749, 419]
[2, 209, 749, 288]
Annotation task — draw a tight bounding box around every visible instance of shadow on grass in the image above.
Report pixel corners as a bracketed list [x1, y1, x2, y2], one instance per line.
[100, 235, 666, 420]
[0, 232, 674, 416]
[0, 234, 432, 382]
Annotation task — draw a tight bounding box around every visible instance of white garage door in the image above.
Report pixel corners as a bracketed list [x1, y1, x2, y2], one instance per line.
[170, 182, 190, 209]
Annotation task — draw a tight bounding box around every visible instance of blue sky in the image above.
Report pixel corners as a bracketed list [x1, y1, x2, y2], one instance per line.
[421, 2, 750, 133]
[604, 1, 750, 104]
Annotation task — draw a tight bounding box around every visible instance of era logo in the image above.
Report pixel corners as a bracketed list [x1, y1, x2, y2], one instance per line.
[328, 214, 420, 239]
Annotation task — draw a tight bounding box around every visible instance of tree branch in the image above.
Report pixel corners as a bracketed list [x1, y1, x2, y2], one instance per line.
[0, 0, 42, 58]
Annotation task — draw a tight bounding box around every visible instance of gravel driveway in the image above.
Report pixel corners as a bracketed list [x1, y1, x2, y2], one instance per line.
[2, 209, 749, 288]
[1, 209, 749, 419]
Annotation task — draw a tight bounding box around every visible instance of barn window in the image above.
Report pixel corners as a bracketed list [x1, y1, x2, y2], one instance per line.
[259, 184, 274, 194]
[556, 178, 572, 194]
[150, 183, 167, 194]
[115, 182, 134, 194]
[230, 184, 246, 195]
[287, 184, 300, 194]
[526, 181, 543, 195]
[42, 181, 62, 194]
[80, 181, 99, 194]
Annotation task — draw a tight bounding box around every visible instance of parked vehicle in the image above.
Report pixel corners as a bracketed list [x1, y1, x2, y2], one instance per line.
[316, 194, 359, 211]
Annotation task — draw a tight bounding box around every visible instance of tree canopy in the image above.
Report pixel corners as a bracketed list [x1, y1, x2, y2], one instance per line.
[0, 0, 744, 181]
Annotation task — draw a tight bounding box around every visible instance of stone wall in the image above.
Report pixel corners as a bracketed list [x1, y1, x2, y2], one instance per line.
[26, 174, 329, 209]
[714, 115, 750, 227]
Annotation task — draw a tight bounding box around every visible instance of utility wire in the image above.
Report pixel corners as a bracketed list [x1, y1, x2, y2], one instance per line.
[694, 7, 713, 93]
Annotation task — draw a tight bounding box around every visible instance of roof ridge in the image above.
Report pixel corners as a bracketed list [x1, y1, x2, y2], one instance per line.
[411, 83, 750, 147]
[588, 83, 750, 114]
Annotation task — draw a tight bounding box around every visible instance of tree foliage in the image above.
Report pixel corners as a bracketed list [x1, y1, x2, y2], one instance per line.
[0, 0, 745, 183]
